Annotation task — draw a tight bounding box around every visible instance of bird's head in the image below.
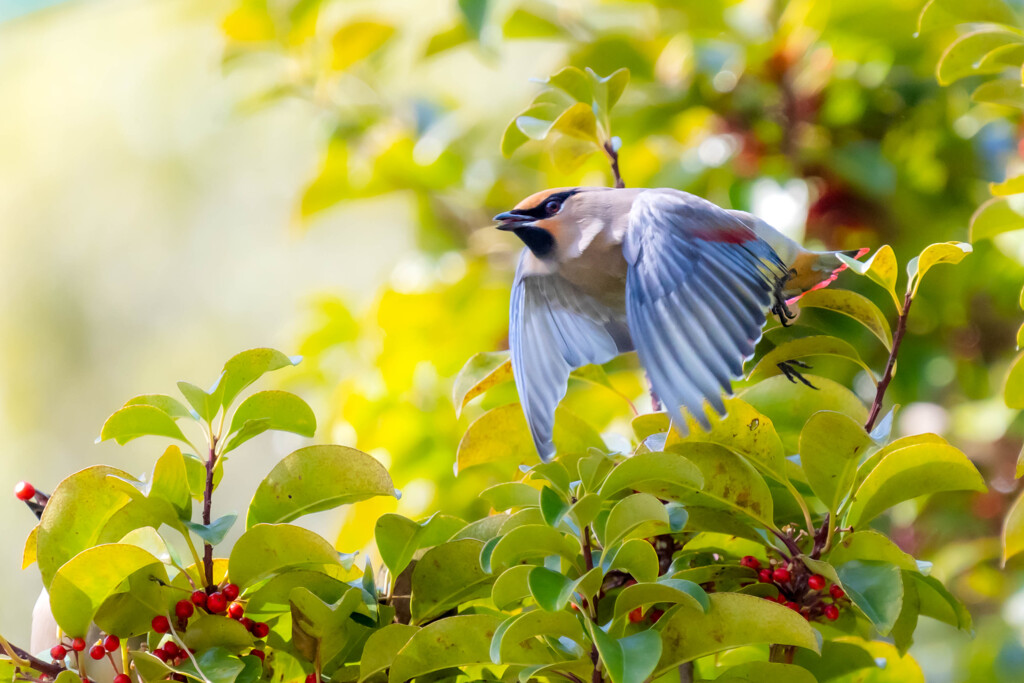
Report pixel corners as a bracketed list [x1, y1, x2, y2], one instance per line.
[493, 187, 585, 259]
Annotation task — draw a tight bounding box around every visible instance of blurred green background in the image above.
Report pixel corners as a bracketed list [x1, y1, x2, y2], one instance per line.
[3, 0, 1024, 680]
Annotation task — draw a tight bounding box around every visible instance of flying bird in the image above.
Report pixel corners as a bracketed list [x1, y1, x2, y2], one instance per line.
[494, 186, 864, 461]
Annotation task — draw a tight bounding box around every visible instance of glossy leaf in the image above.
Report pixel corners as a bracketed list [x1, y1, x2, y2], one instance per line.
[185, 513, 237, 546]
[906, 242, 972, 296]
[492, 610, 586, 663]
[667, 443, 775, 528]
[599, 451, 704, 501]
[358, 624, 419, 683]
[489, 524, 582, 572]
[655, 593, 820, 673]
[49, 544, 167, 636]
[828, 530, 918, 571]
[972, 79, 1024, 108]
[910, 572, 972, 631]
[795, 288, 893, 349]
[410, 539, 492, 623]
[228, 523, 342, 589]
[918, 0, 1017, 33]
[970, 196, 1024, 242]
[124, 394, 194, 420]
[837, 245, 902, 312]
[539, 485, 569, 526]
[711, 661, 817, 683]
[836, 560, 904, 634]
[603, 493, 671, 547]
[181, 613, 255, 653]
[590, 626, 661, 683]
[246, 445, 396, 528]
[491, 565, 533, 610]
[936, 29, 1024, 85]
[846, 442, 987, 527]
[613, 579, 709, 620]
[799, 411, 873, 515]
[177, 380, 224, 424]
[220, 348, 299, 409]
[99, 405, 189, 446]
[601, 539, 660, 583]
[750, 335, 875, 382]
[452, 352, 511, 416]
[225, 390, 316, 451]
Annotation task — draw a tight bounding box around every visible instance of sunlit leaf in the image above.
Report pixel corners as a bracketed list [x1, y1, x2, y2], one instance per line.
[225, 390, 316, 452]
[359, 624, 419, 683]
[589, 626, 661, 683]
[1004, 351, 1024, 409]
[330, 21, 395, 70]
[836, 245, 902, 312]
[666, 443, 775, 528]
[936, 29, 1024, 85]
[749, 335, 875, 382]
[970, 196, 1024, 242]
[452, 352, 511, 416]
[246, 445, 396, 528]
[410, 539, 492, 623]
[906, 242, 972, 296]
[796, 288, 893, 349]
[1003, 487, 1024, 564]
[599, 450, 704, 501]
[711, 661, 817, 683]
[918, 0, 1018, 34]
[602, 538, 660, 583]
[603, 493, 671, 546]
[99, 405, 190, 446]
[123, 394, 194, 420]
[492, 608, 586, 663]
[828, 530, 918, 571]
[550, 102, 600, 144]
[228, 524, 342, 589]
[488, 524, 582, 573]
[612, 579, 709, 621]
[800, 411, 873, 515]
[220, 348, 299, 409]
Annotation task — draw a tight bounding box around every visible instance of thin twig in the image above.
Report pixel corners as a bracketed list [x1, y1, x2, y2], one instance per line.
[865, 292, 914, 432]
[602, 141, 625, 189]
[581, 526, 602, 683]
[770, 528, 800, 559]
[0, 635, 64, 678]
[168, 615, 210, 683]
[202, 437, 218, 589]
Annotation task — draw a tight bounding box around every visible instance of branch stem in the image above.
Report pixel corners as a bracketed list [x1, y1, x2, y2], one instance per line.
[865, 291, 914, 432]
[202, 438, 218, 589]
[602, 141, 625, 189]
[581, 525, 602, 683]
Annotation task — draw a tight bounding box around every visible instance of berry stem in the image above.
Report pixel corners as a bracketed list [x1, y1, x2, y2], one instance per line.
[865, 291, 914, 432]
[167, 615, 209, 683]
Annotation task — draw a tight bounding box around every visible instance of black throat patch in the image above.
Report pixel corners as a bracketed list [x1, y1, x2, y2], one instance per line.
[514, 226, 556, 258]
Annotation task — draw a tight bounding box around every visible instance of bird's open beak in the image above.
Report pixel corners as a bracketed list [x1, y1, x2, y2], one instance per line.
[493, 210, 534, 231]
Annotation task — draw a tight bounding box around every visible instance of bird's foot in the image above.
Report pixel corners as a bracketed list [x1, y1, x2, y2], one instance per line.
[777, 360, 817, 389]
[771, 299, 798, 327]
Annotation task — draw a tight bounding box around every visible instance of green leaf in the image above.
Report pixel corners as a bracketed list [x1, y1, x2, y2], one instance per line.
[846, 442, 987, 527]
[480, 482, 539, 511]
[710, 662, 817, 683]
[569, 493, 604, 528]
[453, 352, 511, 416]
[852, 433, 948, 493]
[1005, 351, 1024, 409]
[654, 594, 821, 673]
[228, 524, 342, 589]
[410, 539, 493, 623]
[1003, 487, 1024, 564]
[124, 394, 194, 420]
[49, 544, 167, 636]
[589, 626, 661, 683]
[550, 102, 600, 144]
[99, 405, 190, 446]
[970, 196, 1024, 242]
[828, 530, 918, 571]
[601, 538, 660, 583]
[749, 335, 875, 382]
[225, 391, 316, 452]
[595, 67, 630, 111]
[576, 449, 614, 493]
[836, 245, 902, 312]
[373, 513, 464, 578]
[526, 567, 576, 611]
[457, 404, 605, 471]
[539, 486, 570, 527]
[835, 560, 904, 635]
[613, 579, 709, 621]
[501, 117, 531, 157]
[910, 572, 972, 631]
[799, 411, 873, 515]
[502, 7, 562, 39]
[793, 640, 878, 682]
[184, 514, 237, 546]
[918, 0, 1018, 33]
[599, 451, 704, 501]
[972, 79, 1024, 109]
[359, 624, 419, 682]
[131, 651, 175, 683]
[289, 586, 370, 665]
[906, 242, 972, 297]
[892, 574, 919, 655]
[246, 445, 396, 528]
[936, 28, 1024, 85]
[603, 493, 671, 547]
[220, 348, 299, 409]
[177, 380, 224, 424]
[545, 66, 594, 104]
[389, 614, 550, 682]
[667, 398, 788, 480]
[151, 446, 192, 519]
[667, 443, 775, 528]
[991, 174, 1024, 196]
[492, 610, 586, 663]
[180, 614, 255, 653]
[489, 524, 582, 572]
[492, 565, 533, 610]
[330, 21, 395, 70]
[796, 289, 893, 350]
[36, 466, 138, 588]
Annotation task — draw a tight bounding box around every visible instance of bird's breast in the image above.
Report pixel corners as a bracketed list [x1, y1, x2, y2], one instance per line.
[556, 242, 629, 312]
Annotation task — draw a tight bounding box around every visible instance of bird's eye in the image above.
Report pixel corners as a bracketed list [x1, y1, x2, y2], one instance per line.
[544, 199, 562, 215]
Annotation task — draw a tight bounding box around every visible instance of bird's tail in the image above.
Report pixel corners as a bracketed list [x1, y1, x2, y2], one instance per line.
[783, 247, 869, 304]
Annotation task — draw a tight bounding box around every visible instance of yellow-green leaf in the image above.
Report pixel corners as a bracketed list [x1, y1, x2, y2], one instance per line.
[837, 245, 902, 312]
[906, 242, 972, 296]
[800, 411, 873, 515]
[550, 102, 600, 144]
[452, 352, 512, 416]
[331, 21, 395, 70]
[749, 335, 875, 382]
[970, 196, 1024, 242]
[1005, 351, 1024, 409]
[797, 288, 893, 349]
[936, 29, 1024, 85]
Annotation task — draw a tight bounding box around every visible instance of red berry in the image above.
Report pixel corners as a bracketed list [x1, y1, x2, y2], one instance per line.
[240, 617, 254, 631]
[772, 568, 791, 583]
[628, 607, 643, 623]
[807, 574, 826, 591]
[228, 602, 244, 619]
[830, 585, 845, 600]
[776, 594, 788, 603]
[305, 675, 318, 683]
[152, 649, 168, 662]
[104, 635, 120, 652]
[89, 644, 106, 660]
[740, 556, 760, 569]
[114, 675, 131, 683]
[71, 638, 86, 652]
[207, 592, 227, 613]
[252, 622, 270, 639]
[649, 609, 664, 623]
[785, 601, 800, 611]
[50, 645, 67, 661]
[222, 584, 240, 601]
[250, 649, 265, 663]
[824, 604, 840, 621]
[151, 616, 170, 634]
[14, 481, 35, 501]
[191, 590, 207, 606]
[758, 569, 772, 583]
[163, 641, 180, 657]
[175, 600, 194, 619]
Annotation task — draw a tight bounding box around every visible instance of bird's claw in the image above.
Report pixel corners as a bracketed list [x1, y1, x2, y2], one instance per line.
[777, 360, 817, 389]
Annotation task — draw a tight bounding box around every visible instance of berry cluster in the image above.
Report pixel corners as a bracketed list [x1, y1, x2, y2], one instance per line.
[49, 633, 129, 683]
[741, 556, 848, 622]
[627, 606, 664, 624]
[151, 583, 269, 665]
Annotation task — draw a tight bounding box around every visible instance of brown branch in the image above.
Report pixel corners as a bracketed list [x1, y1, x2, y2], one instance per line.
[581, 526, 602, 683]
[0, 637, 64, 678]
[602, 140, 625, 189]
[865, 291, 914, 432]
[202, 439, 218, 589]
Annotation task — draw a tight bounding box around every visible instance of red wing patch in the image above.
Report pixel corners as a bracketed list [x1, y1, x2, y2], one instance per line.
[691, 224, 756, 244]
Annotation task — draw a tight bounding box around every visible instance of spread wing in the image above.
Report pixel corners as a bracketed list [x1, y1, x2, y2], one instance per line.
[510, 251, 631, 461]
[624, 189, 788, 430]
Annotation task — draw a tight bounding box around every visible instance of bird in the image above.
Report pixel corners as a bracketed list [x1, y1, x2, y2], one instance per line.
[493, 186, 865, 461]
